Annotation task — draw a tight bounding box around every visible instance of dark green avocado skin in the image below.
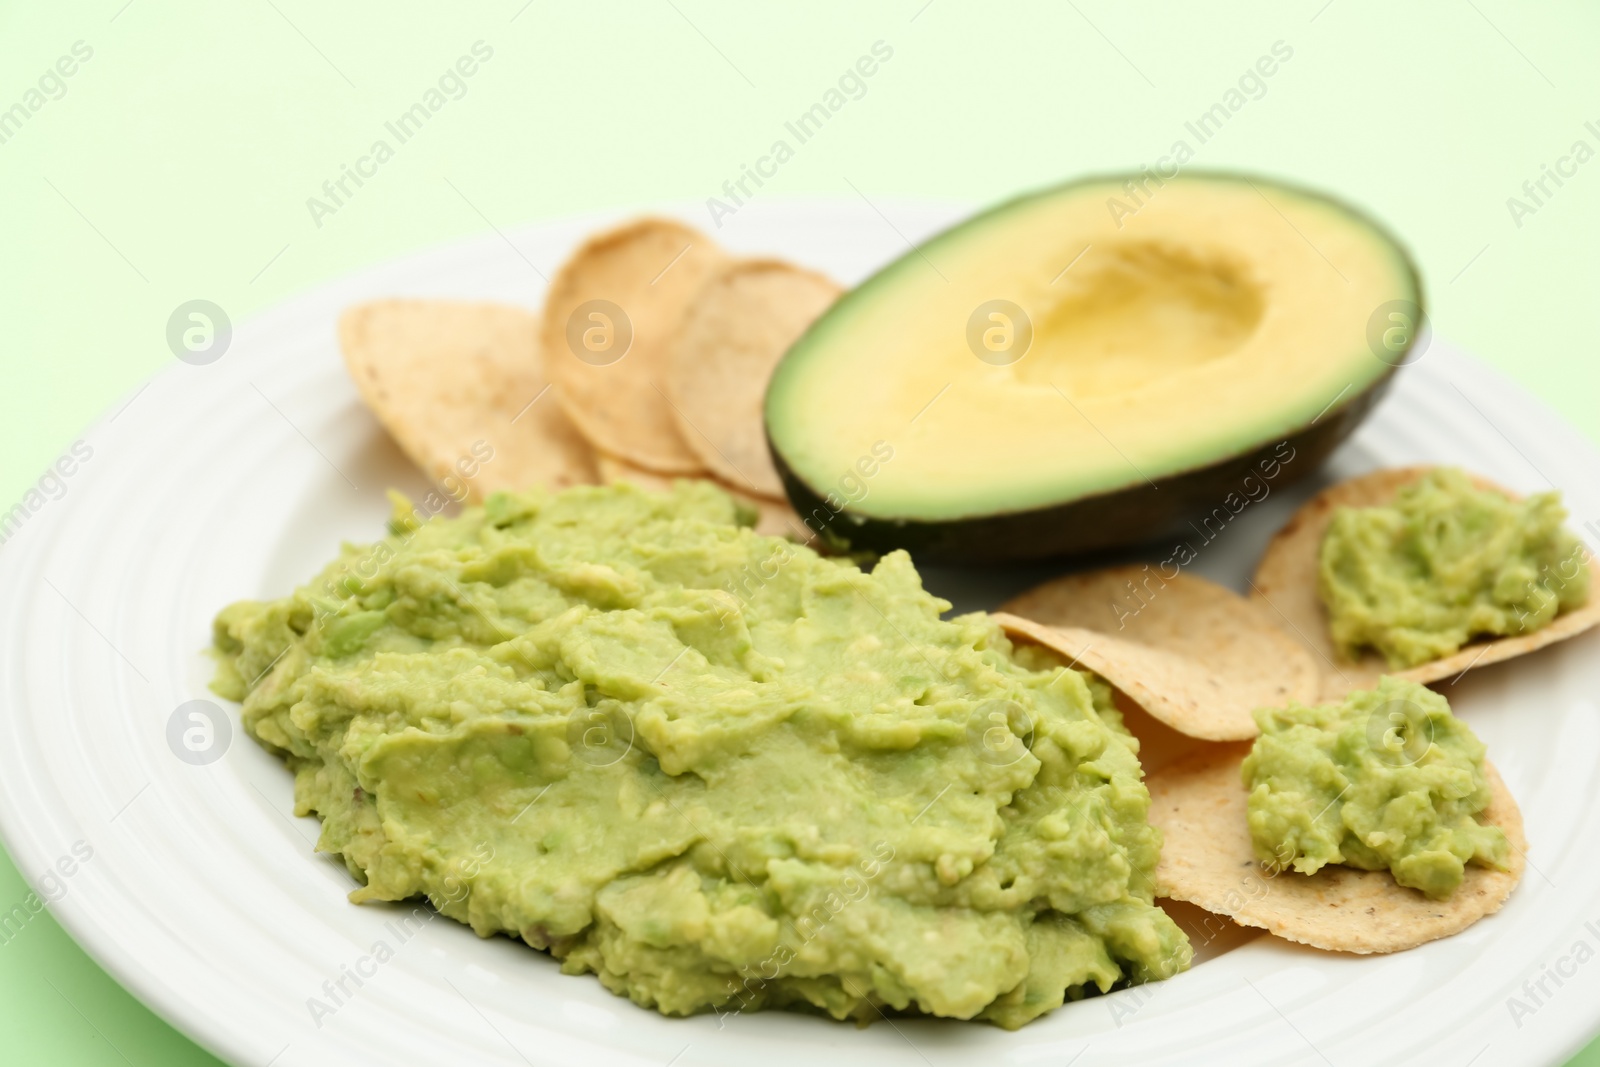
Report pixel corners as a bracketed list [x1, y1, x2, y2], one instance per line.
[770, 369, 1396, 564]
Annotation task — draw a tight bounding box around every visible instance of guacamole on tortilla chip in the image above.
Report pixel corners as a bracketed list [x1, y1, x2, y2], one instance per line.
[1242, 677, 1509, 900]
[1318, 467, 1591, 669]
[211, 482, 1188, 1028]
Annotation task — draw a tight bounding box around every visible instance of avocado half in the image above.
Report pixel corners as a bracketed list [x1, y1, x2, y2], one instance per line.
[765, 171, 1423, 562]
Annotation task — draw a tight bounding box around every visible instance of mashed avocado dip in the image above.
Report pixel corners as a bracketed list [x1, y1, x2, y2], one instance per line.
[1241, 677, 1508, 899]
[1319, 467, 1591, 668]
[211, 482, 1188, 1028]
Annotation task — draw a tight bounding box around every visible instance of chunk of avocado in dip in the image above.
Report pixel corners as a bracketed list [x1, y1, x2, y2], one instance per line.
[210, 482, 1189, 1028]
[1319, 467, 1591, 668]
[1241, 676, 1509, 900]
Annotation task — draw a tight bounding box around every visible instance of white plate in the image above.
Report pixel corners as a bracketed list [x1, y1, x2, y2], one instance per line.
[3, 199, 1600, 1067]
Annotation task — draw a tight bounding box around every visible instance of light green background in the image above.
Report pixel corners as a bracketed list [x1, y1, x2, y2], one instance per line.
[2, 1, 1598, 1063]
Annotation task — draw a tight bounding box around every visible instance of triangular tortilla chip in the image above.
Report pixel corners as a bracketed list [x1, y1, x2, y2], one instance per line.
[1002, 565, 1319, 734]
[993, 611, 1292, 742]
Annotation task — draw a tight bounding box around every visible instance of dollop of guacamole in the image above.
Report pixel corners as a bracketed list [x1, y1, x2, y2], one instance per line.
[1241, 677, 1509, 899]
[211, 482, 1188, 1028]
[1319, 467, 1590, 668]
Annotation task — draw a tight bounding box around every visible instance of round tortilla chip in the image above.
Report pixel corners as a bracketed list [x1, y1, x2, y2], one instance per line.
[665, 259, 841, 497]
[1002, 566, 1319, 725]
[540, 218, 727, 474]
[595, 456, 808, 541]
[1147, 745, 1525, 953]
[339, 299, 597, 502]
[992, 612, 1277, 741]
[1250, 466, 1600, 700]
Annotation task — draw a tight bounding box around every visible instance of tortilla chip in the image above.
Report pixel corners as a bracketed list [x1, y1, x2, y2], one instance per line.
[594, 454, 676, 494]
[992, 612, 1277, 741]
[1001, 566, 1319, 728]
[665, 259, 841, 498]
[1250, 466, 1600, 700]
[1147, 745, 1525, 953]
[595, 456, 808, 541]
[339, 299, 596, 502]
[540, 218, 727, 474]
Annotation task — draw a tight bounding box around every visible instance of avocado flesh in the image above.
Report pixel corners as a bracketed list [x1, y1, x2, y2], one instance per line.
[765, 172, 1421, 562]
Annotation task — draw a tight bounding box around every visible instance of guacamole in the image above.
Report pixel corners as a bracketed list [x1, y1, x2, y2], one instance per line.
[211, 482, 1188, 1028]
[1319, 467, 1591, 668]
[1241, 677, 1509, 899]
